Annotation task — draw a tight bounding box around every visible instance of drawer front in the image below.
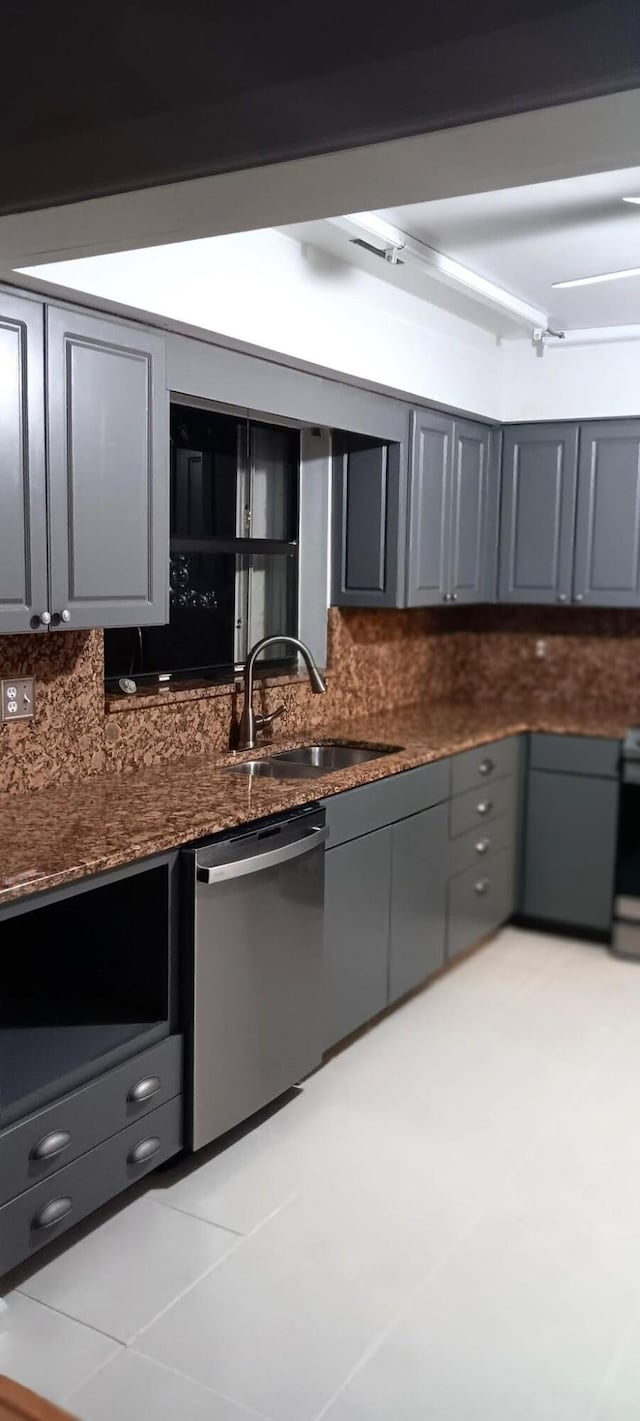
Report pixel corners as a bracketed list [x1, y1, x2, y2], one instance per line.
[448, 812, 513, 878]
[447, 847, 515, 961]
[323, 758, 450, 848]
[451, 736, 521, 797]
[0, 1034, 183, 1207]
[528, 733, 620, 779]
[0, 1096, 183, 1279]
[450, 774, 517, 839]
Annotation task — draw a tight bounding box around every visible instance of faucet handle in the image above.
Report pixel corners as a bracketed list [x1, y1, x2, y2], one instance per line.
[256, 704, 285, 731]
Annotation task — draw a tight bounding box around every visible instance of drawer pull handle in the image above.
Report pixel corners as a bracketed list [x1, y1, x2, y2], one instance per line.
[128, 1076, 161, 1105]
[474, 878, 490, 896]
[128, 1136, 161, 1166]
[475, 838, 491, 855]
[476, 800, 492, 816]
[478, 758, 494, 777]
[31, 1130, 71, 1162]
[32, 1197, 72, 1231]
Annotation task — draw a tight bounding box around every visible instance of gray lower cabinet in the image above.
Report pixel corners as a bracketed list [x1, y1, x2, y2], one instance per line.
[0, 1096, 182, 1276]
[447, 846, 516, 960]
[389, 802, 448, 1002]
[324, 827, 392, 1048]
[0, 293, 48, 634]
[47, 306, 169, 630]
[499, 424, 579, 604]
[407, 410, 494, 606]
[331, 434, 405, 608]
[573, 422, 640, 607]
[522, 765, 618, 932]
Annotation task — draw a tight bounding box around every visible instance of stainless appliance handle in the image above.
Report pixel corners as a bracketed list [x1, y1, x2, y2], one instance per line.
[197, 826, 329, 884]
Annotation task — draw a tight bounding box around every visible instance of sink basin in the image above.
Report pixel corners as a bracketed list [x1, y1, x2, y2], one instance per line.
[271, 741, 401, 771]
[225, 759, 324, 780]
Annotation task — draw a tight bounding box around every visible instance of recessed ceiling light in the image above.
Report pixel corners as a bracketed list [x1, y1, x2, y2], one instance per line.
[622, 196, 640, 204]
[552, 266, 640, 289]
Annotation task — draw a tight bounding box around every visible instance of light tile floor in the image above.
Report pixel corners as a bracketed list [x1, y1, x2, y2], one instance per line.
[4, 928, 640, 1419]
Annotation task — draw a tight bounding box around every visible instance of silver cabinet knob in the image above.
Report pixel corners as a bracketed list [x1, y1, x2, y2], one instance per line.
[452, 593, 458, 601]
[474, 878, 490, 896]
[128, 1136, 161, 1166]
[127, 1076, 161, 1105]
[574, 593, 584, 603]
[60, 609, 71, 623]
[39, 611, 52, 626]
[556, 593, 568, 603]
[31, 1130, 71, 1162]
[442, 593, 451, 602]
[32, 1197, 72, 1231]
[475, 837, 491, 855]
[476, 800, 492, 816]
[478, 758, 494, 777]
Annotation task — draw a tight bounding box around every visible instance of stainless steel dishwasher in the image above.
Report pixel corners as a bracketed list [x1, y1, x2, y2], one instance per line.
[184, 806, 327, 1150]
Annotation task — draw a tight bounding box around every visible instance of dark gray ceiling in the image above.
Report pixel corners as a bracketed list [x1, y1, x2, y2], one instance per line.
[2, 0, 639, 215]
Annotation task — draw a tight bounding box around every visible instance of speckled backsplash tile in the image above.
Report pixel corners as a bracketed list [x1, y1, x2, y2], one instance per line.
[2, 604, 640, 795]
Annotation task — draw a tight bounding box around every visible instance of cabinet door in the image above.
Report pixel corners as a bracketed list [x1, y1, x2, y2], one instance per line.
[523, 769, 618, 932]
[0, 293, 48, 634]
[331, 436, 403, 607]
[498, 424, 578, 604]
[324, 828, 391, 1048]
[449, 418, 493, 604]
[389, 802, 448, 1003]
[407, 409, 453, 606]
[46, 307, 169, 630]
[574, 421, 640, 606]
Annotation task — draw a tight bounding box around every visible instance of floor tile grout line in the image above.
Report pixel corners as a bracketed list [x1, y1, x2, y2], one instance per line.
[148, 1195, 246, 1236]
[60, 1341, 125, 1408]
[65, 1347, 275, 1420]
[127, 1234, 246, 1345]
[585, 1291, 640, 1421]
[10, 1292, 125, 1347]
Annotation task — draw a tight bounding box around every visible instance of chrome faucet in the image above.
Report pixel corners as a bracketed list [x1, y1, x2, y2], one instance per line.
[238, 636, 326, 751]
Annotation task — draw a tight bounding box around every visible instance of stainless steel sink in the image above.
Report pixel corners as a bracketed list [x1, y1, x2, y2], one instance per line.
[225, 759, 324, 780]
[271, 741, 401, 771]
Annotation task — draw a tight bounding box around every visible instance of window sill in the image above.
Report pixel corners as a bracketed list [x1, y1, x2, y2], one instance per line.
[104, 668, 329, 715]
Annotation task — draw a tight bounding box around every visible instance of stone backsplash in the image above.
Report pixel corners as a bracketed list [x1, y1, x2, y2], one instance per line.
[1, 605, 640, 796]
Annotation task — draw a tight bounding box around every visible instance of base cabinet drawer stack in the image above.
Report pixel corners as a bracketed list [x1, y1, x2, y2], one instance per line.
[0, 1035, 183, 1275]
[446, 737, 522, 960]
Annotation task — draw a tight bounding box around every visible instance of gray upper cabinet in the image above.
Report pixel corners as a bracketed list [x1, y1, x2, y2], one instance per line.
[407, 410, 450, 605]
[331, 434, 404, 607]
[0, 293, 48, 634]
[449, 419, 493, 603]
[498, 424, 579, 604]
[46, 307, 169, 630]
[407, 410, 494, 606]
[573, 422, 640, 607]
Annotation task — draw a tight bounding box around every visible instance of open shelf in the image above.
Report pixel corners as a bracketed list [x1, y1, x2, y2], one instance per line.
[0, 862, 173, 1127]
[0, 1021, 167, 1128]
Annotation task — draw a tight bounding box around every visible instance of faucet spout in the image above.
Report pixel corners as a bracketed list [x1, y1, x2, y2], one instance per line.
[238, 636, 326, 751]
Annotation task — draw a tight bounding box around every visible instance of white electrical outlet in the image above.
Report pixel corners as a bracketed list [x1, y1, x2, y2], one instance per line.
[535, 639, 547, 659]
[1, 678, 35, 722]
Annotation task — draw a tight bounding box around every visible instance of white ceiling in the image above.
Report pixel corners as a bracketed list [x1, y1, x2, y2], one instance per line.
[285, 164, 640, 335]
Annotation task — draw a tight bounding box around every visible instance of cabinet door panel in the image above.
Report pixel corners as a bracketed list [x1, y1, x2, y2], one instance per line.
[574, 422, 640, 606]
[0, 294, 48, 633]
[499, 425, 578, 604]
[324, 829, 391, 1048]
[449, 419, 492, 603]
[523, 770, 618, 931]
[332, 436, 403, 607]
[389, 802, 448, 1002]
[407, 410, 452, 605]
[47, 307, 169, 630]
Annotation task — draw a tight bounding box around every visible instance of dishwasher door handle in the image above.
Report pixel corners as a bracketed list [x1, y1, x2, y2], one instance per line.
[197, 826, 329, 884]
